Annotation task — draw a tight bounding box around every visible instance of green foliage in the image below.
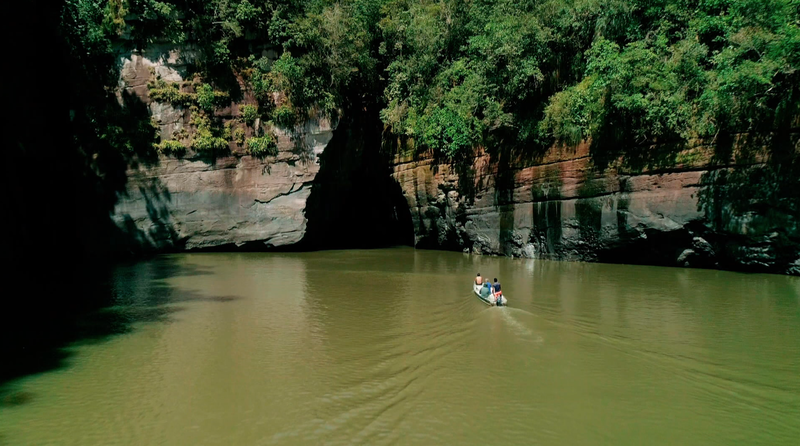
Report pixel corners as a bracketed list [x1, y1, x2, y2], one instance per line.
[125, 0, 185, 44]
[196, 84, 216, 111]
[246, 0, 382, 122]
[98, 117, 160, 156]
[417, 106, 477, 159]
[148, 79, 229, 118]
[101, 0, 127, 36]
[235, 1, 263, 23]
[222, 120, 233, 140]
[378, 0, 800, 166]
[233, 126, 246, 145]
[245, 135, 278, 157]
[195, 83, 229, 111]
[535, 0, 800, 167]
[213, 40, 231, 64]
[240, 104, 259, 125]
[191, 133, 229, 152]
[272, 104, 298, 128]
[147, 79, 194, 106]
[190, 112, 229, 153]
[539, 78, 598, 147]
[380, 0, 552, 150]
[156, 139, 187, 156]
[72, 0, 800, 168]
[172, 126, 189, 141]
[250, 52, 337, 123]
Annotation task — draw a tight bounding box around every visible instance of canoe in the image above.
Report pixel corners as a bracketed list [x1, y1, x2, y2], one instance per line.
[473, 283, 508, 306]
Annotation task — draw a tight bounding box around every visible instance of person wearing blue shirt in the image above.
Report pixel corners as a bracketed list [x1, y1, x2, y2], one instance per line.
[492, 277, 502, 303]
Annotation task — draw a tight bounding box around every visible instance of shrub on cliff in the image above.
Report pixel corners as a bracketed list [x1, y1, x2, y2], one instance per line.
[195, 83, 229, 112]
[156, 139, 187, 156]
[245, 135, 277, 157]
[232, 126, 246, 145]
[240, 104, 259, 126]
[191, 134, 229, 153]
[417, 106, 478, 160]
[189, 111, 229, 153]
[536, 0, 800, 169]
[147, 79, 194, 106]
[272, 104, 297, 129]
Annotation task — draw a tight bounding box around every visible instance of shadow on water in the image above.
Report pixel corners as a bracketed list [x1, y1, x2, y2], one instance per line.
[1, 0, 210, 405]
[0, 256, 241, 408]
[3, 0, 192, 263]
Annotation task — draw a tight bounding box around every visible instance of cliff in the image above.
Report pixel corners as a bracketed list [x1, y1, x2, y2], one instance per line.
[108, 49, 798, 275]
[110, 48, 334, 253]
[110, 47, 411, 254]
[391, 140, 800, 275]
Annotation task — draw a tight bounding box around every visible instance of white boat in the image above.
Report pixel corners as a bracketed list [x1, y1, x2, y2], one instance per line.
[473, 283, 508, 306]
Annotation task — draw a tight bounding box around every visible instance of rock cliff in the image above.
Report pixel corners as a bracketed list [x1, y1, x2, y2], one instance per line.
[110, 47, 798, 275]
[110, 48, 334, 253]
[110, 47, 411, 254]
[391, 140, 800, 275]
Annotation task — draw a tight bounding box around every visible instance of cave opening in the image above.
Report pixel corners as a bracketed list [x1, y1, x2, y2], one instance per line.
[299, 109, 415, 250]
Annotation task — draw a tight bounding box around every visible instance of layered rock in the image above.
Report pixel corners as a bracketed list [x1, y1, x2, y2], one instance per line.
[113, 148, 326, 251]
[391, 141, 800, 275]
[110, 48, 334, 253]
[109, 47, 798, 275]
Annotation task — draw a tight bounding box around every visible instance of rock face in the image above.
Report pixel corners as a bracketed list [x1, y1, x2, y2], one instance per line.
[391, 142, 800, 275]
[110, 47, 798, 275]
[113, 149, 327, 252]
[110, 48, 334, 253]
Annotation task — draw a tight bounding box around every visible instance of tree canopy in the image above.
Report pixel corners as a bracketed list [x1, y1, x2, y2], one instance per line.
[64, 0, 800, 162]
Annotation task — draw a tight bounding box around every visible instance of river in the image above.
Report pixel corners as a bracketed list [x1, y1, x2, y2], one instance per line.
[1, 248, 799, 445]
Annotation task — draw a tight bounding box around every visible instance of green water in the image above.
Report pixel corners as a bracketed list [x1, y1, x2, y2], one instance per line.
[1, 248, 799, 445]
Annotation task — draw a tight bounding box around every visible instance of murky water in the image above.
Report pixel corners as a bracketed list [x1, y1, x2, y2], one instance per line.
[1, 248, 799, 445]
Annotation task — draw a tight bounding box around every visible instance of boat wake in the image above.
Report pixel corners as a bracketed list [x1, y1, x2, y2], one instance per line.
[506, 312, 543, 343]
[480, 306, 543, 344]
[501, 306, 536, 317]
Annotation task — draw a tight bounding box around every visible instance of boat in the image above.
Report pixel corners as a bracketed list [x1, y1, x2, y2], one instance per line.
[473, 283, 508, 306]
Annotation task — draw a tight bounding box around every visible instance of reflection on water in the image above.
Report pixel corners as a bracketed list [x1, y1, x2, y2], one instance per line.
[1, 248, 799, 445]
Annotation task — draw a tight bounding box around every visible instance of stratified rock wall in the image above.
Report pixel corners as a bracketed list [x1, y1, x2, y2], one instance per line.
[110, 48, 334, 253]
[391, 142, 800, 275]
[109, 47, 798, 275]
[113, 152, 324, 251]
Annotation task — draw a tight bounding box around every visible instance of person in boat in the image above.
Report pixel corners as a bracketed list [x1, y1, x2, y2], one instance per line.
[475, 273, 483, 286]
[480, 281, 492, 299]
[492, 277, 502, 303]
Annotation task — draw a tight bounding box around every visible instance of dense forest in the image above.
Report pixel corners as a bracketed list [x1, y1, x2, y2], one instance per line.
[63, 0, 799, 162]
